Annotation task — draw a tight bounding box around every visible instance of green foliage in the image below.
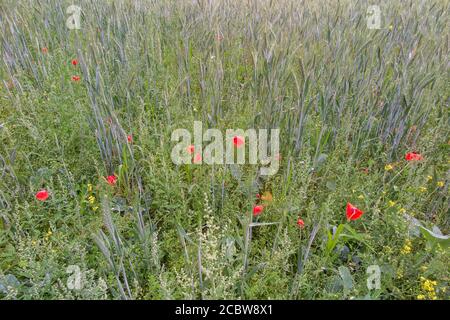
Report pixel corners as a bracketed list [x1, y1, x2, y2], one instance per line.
[0, 0, 449, 300]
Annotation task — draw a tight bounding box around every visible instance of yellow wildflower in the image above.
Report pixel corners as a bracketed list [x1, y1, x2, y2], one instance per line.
[385, 164, 394, 171]
[437, 181, 444, 188]
[18, 260, 27, 268]
[44, 229, 53, 241]
[400, 246, 411, 254]
[388, 200, 396, 207]
[92, 206, 99, 212]
[88, 195, 96, 204]
[400, 239, 412, 254]
[87, 183, 93, 192]
[419, 187, 427, 193]
[426, 175, 433, 182]
[420, 278, 437, 293]
[358, 194, 364, 200]
[383, 246, 393, 254]
[417, 294, 426, 300]
[398, 208, 406, 214]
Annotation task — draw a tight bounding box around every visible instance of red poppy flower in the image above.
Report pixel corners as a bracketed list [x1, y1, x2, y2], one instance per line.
[405, 152, 423, 161]
[71, 59, 78, 66]
[297, 218, 305, 228]
[127, 134, 133, 143]
[233, 136, 244, 147]
[106, 175, 117, 186]
[193, 153, 202, 164]
[346, 202, 363, 221]
[41, 47, 48, 54]
[187, 145, 195, 155]
[253, 205, 264, 216]
[35, 189, 49, 201]
[71, 75, 81, 82]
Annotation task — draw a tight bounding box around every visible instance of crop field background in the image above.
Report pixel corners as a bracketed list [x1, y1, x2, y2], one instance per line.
[0, 0, 449, 300]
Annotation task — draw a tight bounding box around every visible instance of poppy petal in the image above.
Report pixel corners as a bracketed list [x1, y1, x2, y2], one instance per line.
[232, 136, 244, 147]
[346, 202, 363, 221]
[253, 205, 264, 216]
[35, 190, 49, 201]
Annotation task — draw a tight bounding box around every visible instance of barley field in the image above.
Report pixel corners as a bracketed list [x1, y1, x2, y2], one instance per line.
[0, 0, 449, 300]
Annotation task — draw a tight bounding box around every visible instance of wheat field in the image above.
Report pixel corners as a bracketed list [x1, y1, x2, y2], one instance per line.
[0, 0, 448, 300]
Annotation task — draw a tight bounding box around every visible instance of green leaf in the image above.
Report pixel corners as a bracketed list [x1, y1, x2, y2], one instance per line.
[419, 226, 450, 249]
[325, 224, 345, 255]
[341, 224, 374, 251]
[403, 214, 423, 237]
[338, 266, 353, 291]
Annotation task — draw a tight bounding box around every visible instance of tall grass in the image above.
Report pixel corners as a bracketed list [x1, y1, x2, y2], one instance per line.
[0, 0, 448, 299]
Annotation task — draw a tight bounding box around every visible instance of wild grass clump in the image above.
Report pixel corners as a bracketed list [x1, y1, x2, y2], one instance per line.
[0, 0, 448, 299]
